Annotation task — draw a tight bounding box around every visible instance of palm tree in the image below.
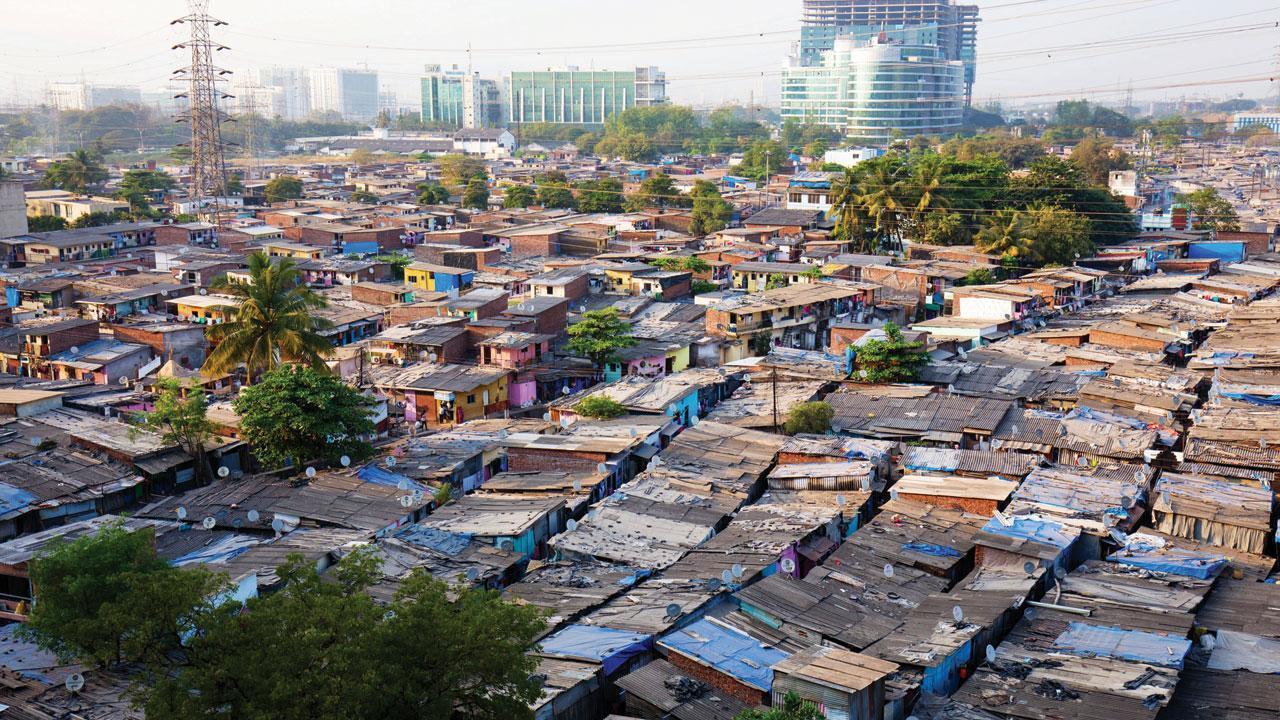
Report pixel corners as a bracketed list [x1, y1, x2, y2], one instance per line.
[44, 148, 108, 194]
[974, 208, 1028, 263]
[908, 153, 950, 219]
[857, 160, 910, 252]
[202, 252, 334, 380]
[830, 169, 876, 254]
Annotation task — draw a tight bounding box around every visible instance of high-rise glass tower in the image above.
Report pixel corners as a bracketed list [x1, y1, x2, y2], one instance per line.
[800, 1, 978, 104]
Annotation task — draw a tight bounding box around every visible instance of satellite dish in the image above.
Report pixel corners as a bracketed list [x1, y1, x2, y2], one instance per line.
[1120, 495, 1134, 509]
[270, 518, 285, 533]
[561, 386, 572, 396]
[340, 455, 351, 467]
[412, 489, 425, 502]
[732, 564, 744, 579]
[305, 466, 316, 478]
[836, 494, 846, 507]
[572, 478, 583, 492]
[628, 427, 638, 437]
[29, 436, 42, 447]
[119, 376, 130, 386]
[566, 519, 578, 531]
[397, 479, 411, 491]
[707, 578, 722, 591]
[690, 415, 700, 426]
[247, 509, 260, 522]
[1022, 561, 1036, 575]
[399, 495, 414, 508]
[217, 466, 230, 478]
[596, 463, 608, 474]
[64, 673, 85, 694]
[542, 412, 552, 422]
[1133, 469, 1145, 483]
[883, 564, 895, 578]
[383, 610, 396, 621]
[559, 417, 571, 429]
[1054, 566, 1066, 581]
[176, 506, 188, 521]
[889, 489, 900, 501]
[232, 518, 242, 529]
[780, 557, 797, 573]
[952, 605, 965, 623]
[386, 456, 397, 467]
[985, 645, 996, 664]
[721, 569, 734, 584]
[860, 477, 871, 491]
[465, 567, 481, 582]
[202, 516, 216, 530]
[498, 428, 509, 440]
[665, 603, 682, 619]
[427, 352, 438, 363]
[497, 538, 515, 551]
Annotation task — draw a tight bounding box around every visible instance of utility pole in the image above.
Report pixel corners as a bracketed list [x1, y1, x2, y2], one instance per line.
[173, 0, 231, 223]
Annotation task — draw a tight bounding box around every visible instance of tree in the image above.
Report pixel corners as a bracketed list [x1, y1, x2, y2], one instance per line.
[854, 322, 929, 383]
[574, 178, 624, 213]
[690, 180, 731, 236]
[136, 377, 215, 483]
[535, 171, 575, 209]
[145, 551, 546, 720]
[264, 175, 304, 203]
[416, 182, 450, 205]
[462, 177, 490, 209]
[625, 172, 687, 211]
[234, 365, 375, 469]
[203, 251, 333, 378]
[224, 172, 244, 195]
[1008, 156, 1135, 246]
[682, 256, 711, 274]
[736, 692, 826, 720]
[437, 154, 487, 189]
[1177, 187, 1240, 232]
[1069, 137, 1131, 186]
[857, 156, 911, 252]
[566, 308, 637, 370]
[42, 148, 108, 193]
[831, 169, 875, 253]
[19, 521, 224, 668]
[801, 265, 823, 280]
[595, 130, 655, 162]
[975, 204, 1093, 269]
[118, 168, 175, 195]
[692, 280, 718, 295]
[349, 148, 374, 166]
[374, 253, 412, 280]
[765, 273, 788, 290]
[956, 267, 996, 286]
[351, 189, 378, 203]
[574, 396, 628, 419]
[784, 402, 834, 435]
[27, 215, 68, 232]
[916, 211, 971, 246]
[503, 184, 536, 209]
[736, 139, 788, 181]
[71, 211, 122, 229]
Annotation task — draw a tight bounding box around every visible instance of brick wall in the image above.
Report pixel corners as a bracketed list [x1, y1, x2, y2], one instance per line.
[665, 652, 767, 706]
[509, 232, 559, 259]
[506, 447, 608, 473]
[1088, 329, 1165, 353]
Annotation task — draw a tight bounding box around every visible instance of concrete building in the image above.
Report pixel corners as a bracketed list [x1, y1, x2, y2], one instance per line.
[799, 0, 978, 102]
[253, 66, 312, 119]
[421, 64, 504, 128]
[309, 68, 378, 121]
[0, 180, 26, 239]
[507, 67, 666, 127]
[781, 32, 964, 143]
[1232, 112, 1280, 134]
[24, 190, 128, 224]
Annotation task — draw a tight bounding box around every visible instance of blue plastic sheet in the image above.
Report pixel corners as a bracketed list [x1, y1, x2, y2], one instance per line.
[358, 465, 428, 491]
[394, 524, 472, 556]
[981, 515, 1077, 550]
[539, 624, 652, 675]
[659, 618, 789, 691]
[0, 482, 38, 518]
[901, 542, 962, 558]
[1218, 391, 1280, 406]
[1053, 622, 1190, 668]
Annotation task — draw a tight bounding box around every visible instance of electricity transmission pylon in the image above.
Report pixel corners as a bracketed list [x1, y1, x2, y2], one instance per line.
[172, 0, 231, 220]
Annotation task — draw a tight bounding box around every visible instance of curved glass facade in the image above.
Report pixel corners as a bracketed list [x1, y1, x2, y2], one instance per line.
[781, 34, 963, 144]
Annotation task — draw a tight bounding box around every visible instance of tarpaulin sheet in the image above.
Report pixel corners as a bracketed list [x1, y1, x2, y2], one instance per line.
[358, 465, 428, 491]
[1207, 630, 1280, 674]
[658, 618, 789, 691]
[170, 533, 261, 567]
[0, 482, 38, 518]
[1109, 535, 1227, 580]
[981, 515, 1077, 549]
[1218, 391, 1280, 406]
[1053, 622, 1190, 668]
[394, 524, 473, 556]
[902, 542, 962, 558]
[540, 624, 652, 675]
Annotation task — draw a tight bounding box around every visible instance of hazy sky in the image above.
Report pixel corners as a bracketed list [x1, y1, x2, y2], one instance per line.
[3, 0, 1277, 109]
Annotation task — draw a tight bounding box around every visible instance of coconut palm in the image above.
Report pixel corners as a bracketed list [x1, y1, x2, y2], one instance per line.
[202, 252, 334, 379]
[974, 208, 1028, 263]
[908, 153, 950, 218]
[830, 169, 875, 254]
[43, 148, 108, 194]
[857, 159, 911, 252]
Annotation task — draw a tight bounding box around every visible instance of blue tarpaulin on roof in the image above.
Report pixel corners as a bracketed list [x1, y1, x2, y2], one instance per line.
[981, 515, 1077, 549]
[902, 542, 962, 558]
[0, 482, 38, 519]
[1053, 622, 1190, 668]
[394, 524, 473, 556]
[658, 618, 789, 691]
[540, 624, 652, 675]
[170, 533, 261, 567]
[1218, 391, 1280, 406]
[1109, 538, 1228, 580]
[358, 465, 428, 491]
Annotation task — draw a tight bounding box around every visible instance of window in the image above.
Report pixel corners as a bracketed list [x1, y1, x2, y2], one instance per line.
[467, 394, 476, 404]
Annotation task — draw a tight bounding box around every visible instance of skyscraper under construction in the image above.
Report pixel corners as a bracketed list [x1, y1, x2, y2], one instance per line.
[799, 0, 978, 104]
